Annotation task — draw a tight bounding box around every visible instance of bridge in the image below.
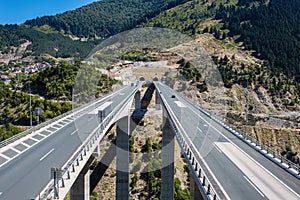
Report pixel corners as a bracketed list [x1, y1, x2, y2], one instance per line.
[0, 80, 299, 200]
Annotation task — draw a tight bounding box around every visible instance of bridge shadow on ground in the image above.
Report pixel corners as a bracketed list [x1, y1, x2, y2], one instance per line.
[131, 82, 155, 126]
[90, 83, 156, 192]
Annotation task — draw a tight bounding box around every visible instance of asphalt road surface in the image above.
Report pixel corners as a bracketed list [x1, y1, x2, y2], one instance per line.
[155, 81, 300, 200]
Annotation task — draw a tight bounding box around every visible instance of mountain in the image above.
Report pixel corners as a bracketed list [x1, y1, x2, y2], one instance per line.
[144, 0, 300, 99]
[215, 0, 300, 82]
[0, 0, 299, 189]
[25, 0, 190, 39]
[0, 24, 96, 58]
[0, 0, 189, 59]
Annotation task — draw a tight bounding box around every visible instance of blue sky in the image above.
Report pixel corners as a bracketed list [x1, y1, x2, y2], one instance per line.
[0, 0, 98, 24]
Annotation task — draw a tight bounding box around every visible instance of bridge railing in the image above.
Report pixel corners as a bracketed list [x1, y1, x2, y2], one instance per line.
[157, 87, 220, 200]
[212, 115, 300, 175]
[0, 88, 124, 149]
[38, 83, 141, 200]
[0, 108, 75, 148]
[38, 107, 118, 200]
[180, 94, 300, 175]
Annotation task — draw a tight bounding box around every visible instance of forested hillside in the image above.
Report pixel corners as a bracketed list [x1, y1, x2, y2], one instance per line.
[25, 0, 189, 38]
[145, 0, 300, 95]
[0, 0, 189, 58]
[0, 82, 72, 128]
[0, 24, 96, 58]
[26, 61, 118, 100]
[216, 0, 300, 82]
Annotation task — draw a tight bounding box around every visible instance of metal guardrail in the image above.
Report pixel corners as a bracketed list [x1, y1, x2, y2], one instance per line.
[39, 82, 141, 199]
[0, 88, 124, 149]
[0, 109, 74, 148]
[157, 86, 220, 200]
[211, 115, 300, 175]
[180, 92, 300, 176]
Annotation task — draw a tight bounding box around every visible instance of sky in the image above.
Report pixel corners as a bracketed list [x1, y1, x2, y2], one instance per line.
[0, 0, 98, 24]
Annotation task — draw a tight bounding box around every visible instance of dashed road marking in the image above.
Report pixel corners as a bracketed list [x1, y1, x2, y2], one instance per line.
[40, 148, 55, 161]
[70, 129, 78, 136]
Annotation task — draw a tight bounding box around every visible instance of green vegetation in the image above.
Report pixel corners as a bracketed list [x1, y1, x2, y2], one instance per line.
[0, 24, 96, 58]
[27, 61, 80, 99]
[0, 60, 118, 139]
[177, 58, 208, 92]
[25, 0, 189, 39]
[121, 51, 148, 62]
[26, 61, 118, 100]
[0, 123, 22, 141]
[1, 0, 189, 58]
[0, 82, 72, 127]
[144, 0, 236, 35]
[174, 178, 190, 200]
[216, 0, 300, 82]
[90, 191, 99, 200]
[214, 55, 299, 107]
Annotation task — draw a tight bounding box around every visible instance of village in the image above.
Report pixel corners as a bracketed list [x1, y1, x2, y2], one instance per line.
[0, 57, 52, 85]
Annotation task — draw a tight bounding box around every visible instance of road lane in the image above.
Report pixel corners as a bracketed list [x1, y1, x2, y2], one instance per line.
[155, 82, 300, 200]
[216, 142, 299, 200]
[0, 83, 140, 199]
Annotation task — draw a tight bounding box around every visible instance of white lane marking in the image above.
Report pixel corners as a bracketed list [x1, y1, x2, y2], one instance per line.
[10, 147, 21, 154]
[174, 101, 186, 108]
[216, 142, 299, 199]
[48, 128, 57, 132]
[30, 137, 39, 142]
[243, 176, 265, 197]
[37, 133, 45, 138]
[0, 192, 2, 196]
[21, 142, 30, 148]
[203, 124, 208, 127]
[157, 88, 231, 200]
[197, 127, 203, 132]
[0, 154, 10, 160]
[213, 144, 222, 153]
[187, 105, 300, 198]
[39, 148, 55, 161]
[88, 117, 93, 122]
[70, 129, 78, 136]
[119, 93, 125, 95]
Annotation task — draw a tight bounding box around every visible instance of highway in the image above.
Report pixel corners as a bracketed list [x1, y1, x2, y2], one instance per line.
[155, 81, 300, 200]
[0, 84, 139, 200]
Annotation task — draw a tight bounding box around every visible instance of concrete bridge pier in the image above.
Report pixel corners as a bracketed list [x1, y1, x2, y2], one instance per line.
[134, 91, 141, 110]
[161, 109, 175, 200]
[70, 158, 93, 200]
[190, 172, 203, 200]
[155, 89, 161, 110]
[116, 116, 130, 200]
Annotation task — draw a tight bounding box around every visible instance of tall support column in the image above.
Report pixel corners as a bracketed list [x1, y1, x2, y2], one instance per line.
[190, 172, 203, 200]
[134, 91, 141, 110]
[161, 109, 175, 200]
[70, 159, 91, 200]
[116, 116, 130, 200]
[155, 89, 161, 110]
